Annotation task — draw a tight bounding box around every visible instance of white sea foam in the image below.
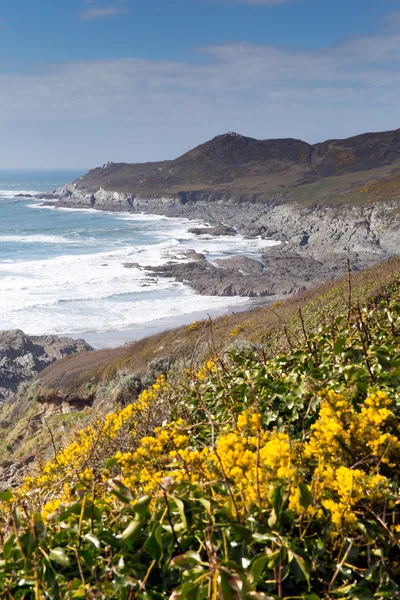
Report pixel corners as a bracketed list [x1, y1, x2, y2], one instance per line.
[0, 234, 78, 244]
[0, 245, 249, 335]
[0, 190, 38, 199]
[0, 197, 280, 340]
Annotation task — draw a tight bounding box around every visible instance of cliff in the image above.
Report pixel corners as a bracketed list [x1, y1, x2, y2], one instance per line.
[0, 330, 92, 402]
[59, 128, 400, 200]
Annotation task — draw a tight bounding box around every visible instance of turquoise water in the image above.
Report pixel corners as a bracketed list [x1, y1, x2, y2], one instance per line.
[0, 169, 188, 261]
[0, 170, 276, 344]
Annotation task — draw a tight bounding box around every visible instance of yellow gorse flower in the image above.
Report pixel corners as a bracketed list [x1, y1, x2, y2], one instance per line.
[7, 381, 400, 534]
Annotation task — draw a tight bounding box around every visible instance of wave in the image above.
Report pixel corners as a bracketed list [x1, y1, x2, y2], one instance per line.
[0, 200, 281, 339]
[0, 287, 249, 337]
[0, 235, 253, 335]
[31, 203, 177, 223]
[0, 234, 79, 245]
[0, 190, 39, 199]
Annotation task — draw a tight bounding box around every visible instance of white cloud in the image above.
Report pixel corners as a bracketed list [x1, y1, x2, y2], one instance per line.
[78, 1, 127, 21]
[227, 0, 294, 5]
[1, 10, 400, 166]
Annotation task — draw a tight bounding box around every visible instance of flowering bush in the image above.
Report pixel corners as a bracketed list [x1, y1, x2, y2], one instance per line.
[0, 283, 399, 598]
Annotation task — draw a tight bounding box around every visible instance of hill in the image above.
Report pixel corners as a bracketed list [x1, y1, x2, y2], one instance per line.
[1, 257, 400, 472]
[0, 257, 399, 598]
[66, 128, 400, 203]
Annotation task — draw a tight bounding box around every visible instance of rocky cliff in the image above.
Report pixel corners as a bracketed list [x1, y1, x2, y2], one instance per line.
[45, 128, 400, 198]
[0, 330, 92, 401]
[38, 128, 400, 300]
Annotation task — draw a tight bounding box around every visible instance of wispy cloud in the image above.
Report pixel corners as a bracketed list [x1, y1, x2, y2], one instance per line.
[224, 0, 295, 5]
[78, 1, 127, 21]
[1, 10, 400, 166]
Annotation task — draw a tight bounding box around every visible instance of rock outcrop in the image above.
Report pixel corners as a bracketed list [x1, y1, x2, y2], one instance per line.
[36, 127, 400, 303]
[39, 128, 400, 197]
[0, 330, 92, 401]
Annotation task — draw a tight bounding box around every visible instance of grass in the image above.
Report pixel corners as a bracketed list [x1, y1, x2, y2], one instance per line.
[0, 258, 399, 598]
[35, 257, 400, 398]
[289, 161, 400, 206]
[1, 257, 400, 466]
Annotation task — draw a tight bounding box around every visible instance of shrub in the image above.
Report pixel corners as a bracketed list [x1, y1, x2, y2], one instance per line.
[0, 280, 399, 598]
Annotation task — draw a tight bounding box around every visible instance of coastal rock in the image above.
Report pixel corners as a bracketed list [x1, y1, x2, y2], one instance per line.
[182, 249, 206, 261]
[215, 256, 265, 274]
[43, 184, 399, 261]
[0, 330, 92, 402]
[0, 455, 36, 492]
[40, 127, 400, 303]
[145, 259, 306, 298]
[188, 225, 237, 236]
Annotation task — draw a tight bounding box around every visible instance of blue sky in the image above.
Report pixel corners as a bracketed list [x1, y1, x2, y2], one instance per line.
[0, 0, 399, 167]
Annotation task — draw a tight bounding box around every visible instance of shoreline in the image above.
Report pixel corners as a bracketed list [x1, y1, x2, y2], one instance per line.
[62, 297, 263, 349]
[3, 193, 278, 347]
[16, 189, 400, 350]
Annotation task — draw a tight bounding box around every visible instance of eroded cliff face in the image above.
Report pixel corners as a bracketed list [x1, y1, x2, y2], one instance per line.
[37, 183, 400, 301]
[0, 330, 92, 401]
[43, 184, 399, 256]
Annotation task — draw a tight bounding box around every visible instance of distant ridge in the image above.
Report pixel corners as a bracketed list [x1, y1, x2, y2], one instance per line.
[72, 128, 400, 202]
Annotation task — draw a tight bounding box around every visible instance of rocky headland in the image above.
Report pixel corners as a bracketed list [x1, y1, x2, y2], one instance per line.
[0, 330, 92, 402]
[36, 129, 400, 300]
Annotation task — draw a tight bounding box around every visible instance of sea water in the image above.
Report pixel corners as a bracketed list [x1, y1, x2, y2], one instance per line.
[0, 170, 278, 347]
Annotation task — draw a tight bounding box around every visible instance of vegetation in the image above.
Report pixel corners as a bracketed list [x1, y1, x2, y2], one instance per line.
[74, 129, 400, 207]
[0, 266, 399, 598]
[0, 259, 399, 467]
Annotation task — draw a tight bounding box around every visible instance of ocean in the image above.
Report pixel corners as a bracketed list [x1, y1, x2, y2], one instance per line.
[0, 169, 277, 347]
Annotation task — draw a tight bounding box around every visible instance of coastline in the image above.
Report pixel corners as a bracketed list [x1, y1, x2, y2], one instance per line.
[63, 297, 263, 349]
[2, 192, 281, 346]
[39, 187, 400, 281]
[26, 185, 400, 349]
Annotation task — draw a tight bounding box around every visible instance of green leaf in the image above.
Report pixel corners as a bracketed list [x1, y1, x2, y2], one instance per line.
[108, 479, 133, 503]
[0, 490, 14, 502]
[49, 548, 70, 567]
[170, 552, 201, 567]
[348, 589, 375, 600]
[84, 533, 100, 549]
[104, 457, 118, 469]
[250, 554, 270, 583]
[133, 495, 152, 517]
[246, 594, 276, 600]
[120, 520, 143, 542]
[252, 533, 277, 544]
[288, 550, 311, 588]
[80, 549, 95, 567]
[272, 486, 283, 516]
[298, 483, 313, 509]
[231, 523, 252, 543]
[220, 570, 239, 600]
[2, 534, 16, 560]
[143, 523, 164, 562]
[333, 338, 346, 355]
[57, 501, 102, 523]
[174, 497, 187, 530]
[198, 498, 211, 512]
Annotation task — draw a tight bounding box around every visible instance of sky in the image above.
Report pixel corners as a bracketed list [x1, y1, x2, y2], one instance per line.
[0, 0, 400, 168]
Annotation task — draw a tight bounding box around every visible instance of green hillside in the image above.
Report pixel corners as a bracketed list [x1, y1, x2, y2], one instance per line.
[70, 129, 400, 206]
[1, 258, 400, 467]
[0, 260, 399, 598]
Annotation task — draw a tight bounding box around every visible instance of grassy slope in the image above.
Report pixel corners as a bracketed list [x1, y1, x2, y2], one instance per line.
[36, 257, 400, 396]
[1, 257, 400, 465]
[0, 256, 399, 597]
[74, 129, 400, 207]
